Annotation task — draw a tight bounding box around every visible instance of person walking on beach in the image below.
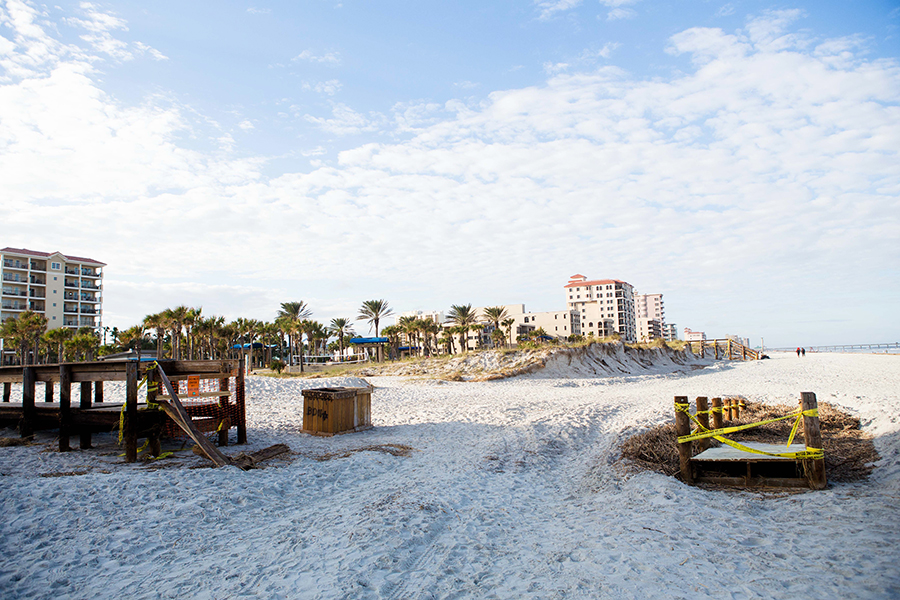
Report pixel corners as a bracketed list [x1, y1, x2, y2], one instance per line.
[802, 348, 806, 357]
[797, 347, 801, 357]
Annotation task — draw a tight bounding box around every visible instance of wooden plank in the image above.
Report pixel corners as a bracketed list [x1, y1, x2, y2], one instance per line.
[235, 362, 246, 444]
[692, 442, 803, 461]
[154, 391, 232, 401]
[694, 476, 810, 488]
[801, 392, 827, 490]
[59, 365, 72, 452]
[230, 444, 290, 470]
[155, 364, 231, 468]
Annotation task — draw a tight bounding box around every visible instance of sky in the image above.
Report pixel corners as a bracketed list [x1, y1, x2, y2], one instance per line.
[1, 0, 898, 348]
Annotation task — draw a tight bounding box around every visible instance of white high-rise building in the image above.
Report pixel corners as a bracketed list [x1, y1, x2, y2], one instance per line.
[564, 274, 636, 342]
[634, 292, 666, 341]
[1, 247, 105, 340]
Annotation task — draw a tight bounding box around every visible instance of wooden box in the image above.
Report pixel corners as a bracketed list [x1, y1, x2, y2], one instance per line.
[301, 386, 373, 436]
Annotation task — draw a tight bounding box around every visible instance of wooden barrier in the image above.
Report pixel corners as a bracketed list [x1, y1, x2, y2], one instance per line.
[687, 340, 759, 361]
[675, 394, 826, 489]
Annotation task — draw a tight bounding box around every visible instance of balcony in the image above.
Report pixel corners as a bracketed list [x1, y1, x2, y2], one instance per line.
[81, 269, 100, 277]
[1, 287, 26, 297]
[2, 259, 29, 270]
[64, 280, 78, 288]
[64, 319, 79, 327]
[65, 267, 79, 275]
[2, 273, 27, 283]
[1, 302, 27, 311]
[80, 294, 99, 303]
[30, 262, 46, 272]
[29, 276, 46, 285]
[29, 290, 45, 298]
[80, 308, 98, 315]
[29, 302, 45, 311]
[81, 281, 100, 290]
[64, 305, 79, 314]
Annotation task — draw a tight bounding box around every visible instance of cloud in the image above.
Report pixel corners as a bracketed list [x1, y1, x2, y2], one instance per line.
[293, 49, 341, 65]
[302, 79, 342, 95]
[247, 7, 271, 15]
[607, 8, 637, 21]
[303, 103, 386, 135]
[543, 61, 570, 74]
[581, 42, 620, 60]
[2, 4, 899, 344]
[535, 0, 582, 21]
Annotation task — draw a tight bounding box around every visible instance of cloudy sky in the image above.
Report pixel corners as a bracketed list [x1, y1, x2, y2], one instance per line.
[1, 0, 898, 347]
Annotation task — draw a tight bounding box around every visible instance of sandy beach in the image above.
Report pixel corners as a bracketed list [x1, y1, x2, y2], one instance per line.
[1, 351, 898, 599]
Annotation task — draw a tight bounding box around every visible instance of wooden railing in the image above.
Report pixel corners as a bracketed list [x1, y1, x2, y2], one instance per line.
[686, 339, 759, 360]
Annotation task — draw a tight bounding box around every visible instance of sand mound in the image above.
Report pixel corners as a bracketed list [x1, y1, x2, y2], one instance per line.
[353, 342, 708, 381]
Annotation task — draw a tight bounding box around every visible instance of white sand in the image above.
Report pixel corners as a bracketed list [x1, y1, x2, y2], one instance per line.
[1, 352, 898, 599]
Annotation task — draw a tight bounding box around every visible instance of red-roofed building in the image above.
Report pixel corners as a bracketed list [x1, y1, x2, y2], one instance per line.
[564, 274, 636, 341]
[2, 248, 104, 364]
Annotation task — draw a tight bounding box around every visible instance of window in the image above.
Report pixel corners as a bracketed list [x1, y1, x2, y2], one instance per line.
[53, 276, 57, 281]
[52, 303, 56, 307]
[51, 262, 61, 270]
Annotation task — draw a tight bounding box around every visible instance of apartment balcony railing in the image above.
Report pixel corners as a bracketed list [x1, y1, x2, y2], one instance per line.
[64, 319, 79, 327]
[79, 319, 96, 327]
[80, 295, 99, 303]
[29, 291, 45, 298]
[81, 282, 100, 290]
[64, 306, 79, 314]
[2, 288, 27, 297]
[30, 263, 46, 271]
[2, 259, 29, 270]
[1, 302, 27, 311]
[81, 269, 100, 277]
[29, 277, 46, 285]
[2, 274, 27, 283]
[29, 302, 45, 311]
[65, 281, 78, 288]
[80, 308, 97, 314]
[65, 267, 79, 275]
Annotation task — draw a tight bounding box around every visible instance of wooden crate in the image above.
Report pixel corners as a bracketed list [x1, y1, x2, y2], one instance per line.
[301, 386, 373, 436]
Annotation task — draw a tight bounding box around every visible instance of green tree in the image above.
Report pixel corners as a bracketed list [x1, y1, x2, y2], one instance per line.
[43, 327, 73, 363]
[482, 306, 509, 349]
[357, 299, 393, 337]
[329, 317, 353, 361]
[447, 304, 477, 353]
[277, 301, 312, 366]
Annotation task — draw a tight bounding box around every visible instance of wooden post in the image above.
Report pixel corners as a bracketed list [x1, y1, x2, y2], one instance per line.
[44, 381, 54, 403]
[733, 397, 741, 420]
[218, 374, 230, 447]
[714, 342, 719, 360]
[21, 366, 36, 438]
[94, 381, 103, 404]
[3, 381, 10, 402]
[724, 398, 732, 421]
[711, 397, 723, 429]
[801, 392, 827, 490]
[674, 396, 693, 483]
[235, 361, 247, 444]
[59, 365, 71, 451]
[696, 396, 710, 452]
[79, 381, 92, 449]
[125, 361, 138, 463]
[146, 369, 161, 457]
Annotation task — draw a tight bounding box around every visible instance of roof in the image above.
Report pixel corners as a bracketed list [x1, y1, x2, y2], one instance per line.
[564, 278, 628, 289]
[0, 247, 106, 266]
[350, 337, 388, 344]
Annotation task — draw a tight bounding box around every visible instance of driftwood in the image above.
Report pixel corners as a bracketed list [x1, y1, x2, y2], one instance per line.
[157, 364, 288, 470]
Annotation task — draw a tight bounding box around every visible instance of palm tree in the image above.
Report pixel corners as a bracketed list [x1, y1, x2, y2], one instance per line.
[398, 315, 418, 357]
[357, 299, 393, 337]
[482, 306, 509, 349]
[1, 311, 48, 364]
[502, 318, 516, 348]
[329, 318, 353, 362]
[143, 312, 166, 359]
[43, 327, 73, 363]
[119, 325, 146, 361]
[447, 304, 477, 353]
[277, 301, 312, 366]
[184, 306, 202, 360]
[380, 325, 402, 360]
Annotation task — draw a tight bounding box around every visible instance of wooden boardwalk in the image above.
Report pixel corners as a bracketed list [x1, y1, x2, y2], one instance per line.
[0, 359, 246, 462]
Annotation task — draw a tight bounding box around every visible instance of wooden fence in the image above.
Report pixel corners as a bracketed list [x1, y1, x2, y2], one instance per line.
[686, 339, 760, 360]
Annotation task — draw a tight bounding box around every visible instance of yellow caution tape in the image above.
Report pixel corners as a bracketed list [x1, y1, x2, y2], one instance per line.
[675, 402, 823, 460]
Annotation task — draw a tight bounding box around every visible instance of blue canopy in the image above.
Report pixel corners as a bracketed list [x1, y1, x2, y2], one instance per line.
[350, 337, 388, 344]
[232, 342, 264, 349]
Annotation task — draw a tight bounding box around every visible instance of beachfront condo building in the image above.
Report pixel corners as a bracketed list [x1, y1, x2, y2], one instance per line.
[1, 247, 104, 342]
[684, 328, 706, 342]
[663, 323, 679, 341]
[564, 275, 636, 342]
[634, 292, 666, 341]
